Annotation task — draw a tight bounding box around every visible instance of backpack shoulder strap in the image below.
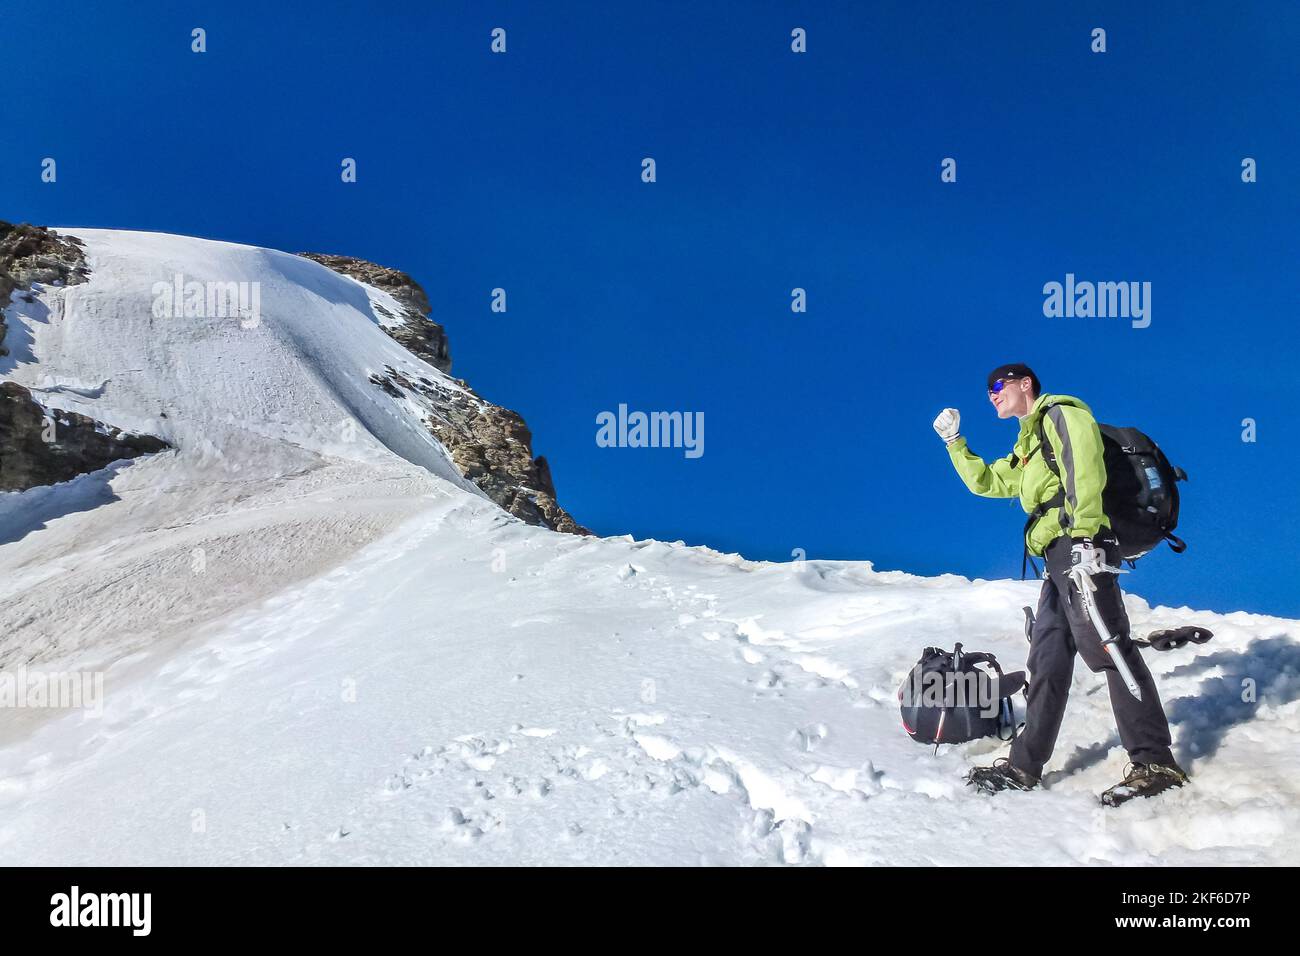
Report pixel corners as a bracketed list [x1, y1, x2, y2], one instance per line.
[1018, 400, 1072, 580]
[1034, 407, 1060, 475]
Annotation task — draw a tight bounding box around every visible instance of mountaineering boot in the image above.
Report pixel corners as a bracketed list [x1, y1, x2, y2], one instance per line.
[1100, 762, 1189, 807]
[966, 758, 1039, 794]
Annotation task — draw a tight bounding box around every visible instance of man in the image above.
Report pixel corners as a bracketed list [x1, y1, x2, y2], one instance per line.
[932, 363, 1187, 804]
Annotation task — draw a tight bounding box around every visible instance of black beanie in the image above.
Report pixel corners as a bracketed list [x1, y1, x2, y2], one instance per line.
[987, 363, 1041, 395]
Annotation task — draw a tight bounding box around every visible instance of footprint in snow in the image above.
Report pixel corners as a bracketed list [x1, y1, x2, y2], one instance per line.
[512, 725, 557, 738]
[440, 807, 487, 841]
[777, 820, 813, 864]
[632, 734, 682, 761]
[792, 723, 829, 752]
[381, 772, 412, 794]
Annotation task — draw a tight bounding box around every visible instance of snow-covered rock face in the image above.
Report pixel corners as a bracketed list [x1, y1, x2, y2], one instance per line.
[0, 226, 583, 533]
[300, 251, 585, 535]
[297, 252, 450, 373]
[0, 381, 168, 490]
[1, 222, 168, 490]
[0, 222, 91, 352]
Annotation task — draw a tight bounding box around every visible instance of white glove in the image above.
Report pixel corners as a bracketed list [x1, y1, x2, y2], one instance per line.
[932, 408, 961, 445]
[1068, 538, 1105, 577]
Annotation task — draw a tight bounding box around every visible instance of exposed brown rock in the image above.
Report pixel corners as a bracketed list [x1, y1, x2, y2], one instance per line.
[1, 221, 91, 357]
[370, 366, 588, 536]
[0, 381, 169, 491]
[1, 222, 169, 490]
[298, 252, 451, 373]
[304, 250, 586, 535]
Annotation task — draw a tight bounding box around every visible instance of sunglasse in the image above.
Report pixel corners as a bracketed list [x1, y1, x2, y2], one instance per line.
[988, 377, 1021, 395]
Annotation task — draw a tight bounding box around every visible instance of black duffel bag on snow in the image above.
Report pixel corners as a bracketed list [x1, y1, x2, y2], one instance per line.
[898, 643, 1026, 746]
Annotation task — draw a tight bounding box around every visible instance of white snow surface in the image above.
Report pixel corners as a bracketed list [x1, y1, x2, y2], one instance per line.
[0, 229, 1297, 866]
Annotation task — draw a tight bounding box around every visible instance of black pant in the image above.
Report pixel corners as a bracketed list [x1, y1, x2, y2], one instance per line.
[1009, 530, 1175, 779]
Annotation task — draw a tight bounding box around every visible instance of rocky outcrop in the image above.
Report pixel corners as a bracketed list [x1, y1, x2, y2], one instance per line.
[305, 249, 587, 535]
[305, 252, 587, 535]
[298, 253, 451, 373]
[1, 221, 91, 357]
[369, 364, 586, 535]
[0, 381, 169, 491]
[438, 415, 586, 536]
[1, 222, 169, 490]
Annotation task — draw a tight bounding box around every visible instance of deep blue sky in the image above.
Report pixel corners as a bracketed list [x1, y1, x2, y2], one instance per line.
[5, 2, 1297, 617]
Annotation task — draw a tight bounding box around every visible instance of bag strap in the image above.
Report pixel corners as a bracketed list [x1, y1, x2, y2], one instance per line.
[1020, 488, 1065, 579]
[958, 651, 1002, 672]
[997, 700, 1023, 741]
[953, 652, 1022, 742]
[998, 704, 1025, 741]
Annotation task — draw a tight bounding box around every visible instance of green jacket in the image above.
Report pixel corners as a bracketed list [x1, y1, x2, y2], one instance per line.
[946, 393, 1110, 556]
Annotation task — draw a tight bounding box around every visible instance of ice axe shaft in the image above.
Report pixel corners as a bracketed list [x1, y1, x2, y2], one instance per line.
[1070, 567, 1142, 701]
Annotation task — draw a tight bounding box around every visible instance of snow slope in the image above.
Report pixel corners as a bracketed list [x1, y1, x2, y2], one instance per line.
[1, 229, 480, 483]
[0, 229, 1297, 865]
[0, 229, 485, 672]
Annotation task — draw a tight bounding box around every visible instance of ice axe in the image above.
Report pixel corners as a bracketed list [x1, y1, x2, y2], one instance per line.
[1069, 563, 1143, 701]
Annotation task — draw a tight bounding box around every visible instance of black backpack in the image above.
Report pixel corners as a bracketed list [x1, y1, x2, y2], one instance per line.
[1032, 410, 1187, 563]
[898, 643, 1025, 746]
